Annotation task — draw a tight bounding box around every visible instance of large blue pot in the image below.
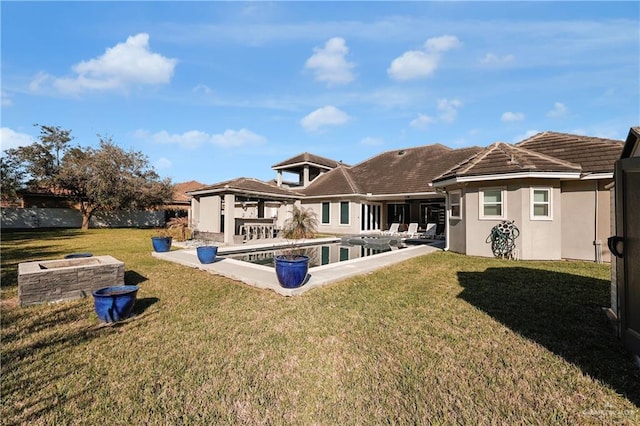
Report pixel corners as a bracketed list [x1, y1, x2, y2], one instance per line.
[274, 255, 309, 288]
[197, 245, 218, 264]
[151, 236, 172, 252]
[92, 285, 139, 323]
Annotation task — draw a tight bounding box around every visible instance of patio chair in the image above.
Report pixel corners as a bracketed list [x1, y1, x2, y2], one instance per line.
[422, 223, 437, 239]
[405, 223, 419, 238]
[382, 223, 400, 235]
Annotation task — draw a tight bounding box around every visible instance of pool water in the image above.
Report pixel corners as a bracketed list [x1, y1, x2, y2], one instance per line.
[227, 242, 405, 268]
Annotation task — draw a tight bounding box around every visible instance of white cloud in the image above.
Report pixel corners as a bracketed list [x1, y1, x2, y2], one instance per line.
[513, 129, 541, 143]
[424, 35, 462, 52]
[31, 33, 177, 95]
[410, 98, 463, 130]
[300, 105, 349, 132]
[305, 37, 356, 86]
[0, 128, 34, 151]
[480, 53, 515, 66]
[360, 136, 384, 146]
[436, 98, 462, 123]
[388, 35, 461, 81]
[501, 111, 525, 122]
[155, 157, 172, 169]
[388, 51, 439, 81]
[547, 102, 569, 118]
[136, 128, 266, 149]
[410, 113, 435, 130]
[1, 91, 12, 107]
[211, 129, 266, 148]
[193, 84, 213, 95]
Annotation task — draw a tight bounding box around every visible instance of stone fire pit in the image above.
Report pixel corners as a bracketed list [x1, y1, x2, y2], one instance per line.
[18, 255, 125, 306]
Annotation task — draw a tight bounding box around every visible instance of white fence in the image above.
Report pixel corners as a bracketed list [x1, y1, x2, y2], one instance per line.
[0, 208, 164, 229]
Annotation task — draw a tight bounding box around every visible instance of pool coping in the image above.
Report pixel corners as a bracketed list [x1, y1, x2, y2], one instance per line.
[152, 238, 442, 296]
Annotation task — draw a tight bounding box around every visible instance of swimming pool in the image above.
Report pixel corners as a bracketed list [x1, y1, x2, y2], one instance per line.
[227, 241, 406, 268]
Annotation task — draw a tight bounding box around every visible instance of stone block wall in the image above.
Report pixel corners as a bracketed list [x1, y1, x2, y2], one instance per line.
[18, 256, 125, 306]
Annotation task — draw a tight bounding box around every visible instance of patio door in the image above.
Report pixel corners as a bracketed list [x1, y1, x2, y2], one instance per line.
[613, 156, 640, 356]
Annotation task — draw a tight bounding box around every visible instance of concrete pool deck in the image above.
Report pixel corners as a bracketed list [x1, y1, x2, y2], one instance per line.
[152, 238, 443, 296]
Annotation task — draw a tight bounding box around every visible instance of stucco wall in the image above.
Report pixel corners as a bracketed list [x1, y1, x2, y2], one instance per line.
[561, 179, 612, 261]
[303, 200, 360, 235]
[457, 180, 562, 260]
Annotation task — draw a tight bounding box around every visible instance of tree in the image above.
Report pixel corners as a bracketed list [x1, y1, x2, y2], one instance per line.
[57, 137, 173, 229]
[1, 124, 72, 202]
[0, 155, 26, 203]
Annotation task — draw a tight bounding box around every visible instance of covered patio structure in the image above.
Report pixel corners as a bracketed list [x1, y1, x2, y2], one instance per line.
[187, 178, 301, 245]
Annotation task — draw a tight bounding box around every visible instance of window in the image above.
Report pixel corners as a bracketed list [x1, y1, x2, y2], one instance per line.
[531, 188, 552, 220]
[321, 202, 330, 224]
[480, 188, 505, 219]
[449, 191, 462, 219]
[321, 246, 330, 265]
[340, 247, 349, 261]
[340, 201, 350, 225]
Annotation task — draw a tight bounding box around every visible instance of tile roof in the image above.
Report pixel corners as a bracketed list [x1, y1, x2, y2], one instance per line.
[172, 180, 206, 203]
[272, 152, 345, 169]
[516, 131, 624, 173]
[300, 166, 363, 196]
[434, 142, 582, 182]
[301, 144, 484, 196]
[187, 177, 300, 199]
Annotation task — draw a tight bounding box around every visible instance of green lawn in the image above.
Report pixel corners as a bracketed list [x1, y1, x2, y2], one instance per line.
[2, 229, 639, 424]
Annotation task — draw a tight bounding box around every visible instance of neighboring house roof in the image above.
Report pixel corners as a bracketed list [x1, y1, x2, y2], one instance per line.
[187, 177, 300, 200]
[517, 131, 624, 174]
[433, 142, 582, 183]
[172, 180, 206, 204]
[272, 152, 345, 170]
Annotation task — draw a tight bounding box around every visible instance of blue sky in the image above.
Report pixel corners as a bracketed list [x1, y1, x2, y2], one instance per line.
[2, 1, 638, 185]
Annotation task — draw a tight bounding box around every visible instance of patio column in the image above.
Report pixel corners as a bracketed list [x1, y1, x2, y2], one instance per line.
[224, 193, 236, 244]
[303, 165, 310, 187]
[277, 170, 282, 187]
[211, 195, 221, 233]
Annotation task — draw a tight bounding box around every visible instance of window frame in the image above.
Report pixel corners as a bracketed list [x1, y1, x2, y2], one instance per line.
[321, 202, 331, 224]
[449, 190, 462, 220]
[530, 187, 553, 221]
[340, 201, 350, 225]
[479, 187, 506, 220]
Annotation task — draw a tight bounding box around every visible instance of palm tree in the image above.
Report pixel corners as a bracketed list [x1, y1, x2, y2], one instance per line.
[281, 205, 318, 239]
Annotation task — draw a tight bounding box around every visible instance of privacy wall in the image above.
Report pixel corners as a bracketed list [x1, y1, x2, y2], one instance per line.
[1, 208, 164, 229]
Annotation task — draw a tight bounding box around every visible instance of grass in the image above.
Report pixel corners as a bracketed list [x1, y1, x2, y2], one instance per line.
[2, 228, 639, 424]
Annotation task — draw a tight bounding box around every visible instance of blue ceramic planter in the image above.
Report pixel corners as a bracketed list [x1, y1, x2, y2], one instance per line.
[274, 255, 309, 288]
[197, 245, 218, 264]
[151, 236, 172, 252]
[92, 285, 139, 323]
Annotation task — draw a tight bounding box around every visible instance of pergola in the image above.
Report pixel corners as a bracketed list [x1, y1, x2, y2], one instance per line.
[186, 178, 301, 244]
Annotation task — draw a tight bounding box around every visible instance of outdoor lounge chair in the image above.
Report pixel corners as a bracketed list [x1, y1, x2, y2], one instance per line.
[383, 223, 400, 235]
[422, 223, 437, 239]
[405, 223, 419, 238]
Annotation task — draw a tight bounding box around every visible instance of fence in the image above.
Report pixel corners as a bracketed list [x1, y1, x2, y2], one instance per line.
[0, 208, 164, 229]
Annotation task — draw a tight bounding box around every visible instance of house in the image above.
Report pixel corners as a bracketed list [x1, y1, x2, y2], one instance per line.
[188, 131, 624, 262]
[609, 127, 640, 359]
[432, 132, 624, 261]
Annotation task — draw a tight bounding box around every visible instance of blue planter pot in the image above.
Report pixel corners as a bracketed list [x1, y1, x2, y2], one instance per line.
[274, 255, 309, 288]
[92, 285, 139, 323]
[197, 245, 218, 264]
[151, 236, 172, 252]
